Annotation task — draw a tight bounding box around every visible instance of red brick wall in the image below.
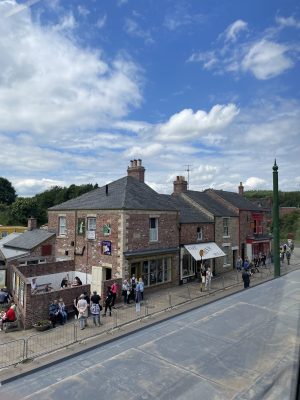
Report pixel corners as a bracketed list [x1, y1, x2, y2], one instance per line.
[179, 223, 214, 244]
[16, 259, 75, 278]
[280, 207, 300, 217]
[126, 211, 179, 250]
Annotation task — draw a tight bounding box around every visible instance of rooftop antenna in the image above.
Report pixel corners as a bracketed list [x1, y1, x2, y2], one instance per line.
[183, 164, 192, 189]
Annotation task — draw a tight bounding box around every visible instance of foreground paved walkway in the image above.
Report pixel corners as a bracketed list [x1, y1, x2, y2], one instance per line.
[0, 269, 299, 399]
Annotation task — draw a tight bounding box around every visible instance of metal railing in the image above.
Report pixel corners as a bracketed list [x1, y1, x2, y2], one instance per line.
[1, 258, 299, 370]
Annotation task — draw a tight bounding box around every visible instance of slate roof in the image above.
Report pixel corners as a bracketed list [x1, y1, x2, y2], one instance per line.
[49, 176, 177, 212]
[0, 233, 29, 260]
[184, 191, 238, 217]
[3, 229, 55, 251]
[162, 195, 213, 223]
[206, 189, 264, 211]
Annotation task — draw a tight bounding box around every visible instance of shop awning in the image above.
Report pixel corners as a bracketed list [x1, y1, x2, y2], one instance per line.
[184, 242, 225, 261]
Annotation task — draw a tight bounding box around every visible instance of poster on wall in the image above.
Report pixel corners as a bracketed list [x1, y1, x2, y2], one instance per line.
[103, 224, 111, 236]
[0, 270, 6, 288]
[102, 240, 112, 255]
[77, 218, 85, 235]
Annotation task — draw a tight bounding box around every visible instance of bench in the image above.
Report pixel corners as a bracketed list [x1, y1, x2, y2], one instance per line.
[33, 283, 53, 294]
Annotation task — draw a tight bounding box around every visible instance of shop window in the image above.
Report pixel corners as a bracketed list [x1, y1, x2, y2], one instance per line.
[59, 216, 66, 236]
[149, 218, 158, 242]
[142, 257, 171, 287]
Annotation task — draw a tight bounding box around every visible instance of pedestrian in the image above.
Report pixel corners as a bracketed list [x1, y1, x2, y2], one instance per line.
[135, 281, 142, 314]
[73, 296, 79, 319]
[122, 279, 130, 305]
[236, 256, 242, 271]
[130, 274, 136, 302]
[58, 298, 67, 325]
[90, 301, 101, 327]
[138, 277, 144, 300]
[111, 281, 118, 308]
[242, 269, 251, 289]
[205, 267, 212, 290]
[286, 250, 291, 265]
[77, 294, 88, 330]
[243, 257, 249, 270]
[103, 286, 113, 317]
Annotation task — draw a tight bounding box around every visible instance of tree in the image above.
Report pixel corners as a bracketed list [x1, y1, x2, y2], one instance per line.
[10, 197, 38, 225]
[0, 177, 17, 205]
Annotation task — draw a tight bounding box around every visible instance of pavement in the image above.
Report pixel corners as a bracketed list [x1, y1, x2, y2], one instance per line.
[0, 248, 299, 385]
[0, 267, 299, 399]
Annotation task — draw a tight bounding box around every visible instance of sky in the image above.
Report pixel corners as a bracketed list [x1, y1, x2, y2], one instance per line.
[1, 0, 300, 197]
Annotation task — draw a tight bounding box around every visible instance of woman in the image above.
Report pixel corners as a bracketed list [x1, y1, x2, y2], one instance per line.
[77, 294, 88, 330]
[138, 277, 144, 300]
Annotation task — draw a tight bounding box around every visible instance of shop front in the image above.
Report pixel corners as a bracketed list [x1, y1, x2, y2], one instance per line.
[246, 235, 272, 260]
[124, 247, 179, 288]
[180, 242, 225, 284]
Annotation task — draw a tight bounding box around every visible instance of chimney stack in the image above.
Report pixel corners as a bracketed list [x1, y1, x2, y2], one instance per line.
[127, 159, 145, 183]
[173, 176, 188, 194]
[238, 182, 244, 196]
[28, 217, 37, 231]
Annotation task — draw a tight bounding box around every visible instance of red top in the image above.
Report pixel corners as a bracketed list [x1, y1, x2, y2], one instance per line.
[5, 308, 16, 322]
[111, 283, 117, 294]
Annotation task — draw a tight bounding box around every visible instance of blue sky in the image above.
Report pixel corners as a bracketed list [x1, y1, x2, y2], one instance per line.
[1, 0, 300, 197]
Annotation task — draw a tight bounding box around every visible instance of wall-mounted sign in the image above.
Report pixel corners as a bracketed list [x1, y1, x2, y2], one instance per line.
[77, 218, 85, 235]
[102, 240, 111, 255]
[103, 224, 111, 236]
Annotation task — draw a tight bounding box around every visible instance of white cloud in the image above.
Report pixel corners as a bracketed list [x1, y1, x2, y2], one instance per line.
[96, 14, 107, 29]
[276, 16, 300, 29]
[242, 40, 294, 79]
[77, 5, 90, 17]
[14, 178, 65, 197]
[244, 177, 267, 189]
[156, 104, 239, 142]
[0, 1, 142, 137]
[124, 18, 154, 44]
[124, 143, 164, 158]
[224, 19, 248, 42]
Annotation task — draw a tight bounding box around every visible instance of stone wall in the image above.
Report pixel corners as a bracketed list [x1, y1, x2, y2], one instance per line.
[179, 223, 214, 244]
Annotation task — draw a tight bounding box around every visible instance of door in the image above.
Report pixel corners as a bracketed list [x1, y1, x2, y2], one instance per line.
[91, 266, 103, 296]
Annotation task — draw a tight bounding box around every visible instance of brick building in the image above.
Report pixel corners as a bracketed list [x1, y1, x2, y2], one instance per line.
[204, 183, 272, 261]
[48, 160, 180, 295]
[172, 176, 238, 275]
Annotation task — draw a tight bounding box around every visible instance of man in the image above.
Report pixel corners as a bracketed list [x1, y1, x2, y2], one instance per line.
[242, 269, 251, 289]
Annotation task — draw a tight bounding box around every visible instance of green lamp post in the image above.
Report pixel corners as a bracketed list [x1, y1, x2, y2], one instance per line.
[272, 160, 280, 277]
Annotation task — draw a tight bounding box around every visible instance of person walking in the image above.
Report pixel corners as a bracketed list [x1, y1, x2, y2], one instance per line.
[77, 294, 88, 330]
[103, 286, 113, 317]
[236, 256, 243, 271]
[135, 280, 142, 314]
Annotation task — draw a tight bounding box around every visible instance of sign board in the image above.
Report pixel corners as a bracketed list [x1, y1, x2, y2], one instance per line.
[102, 240, 112, 255]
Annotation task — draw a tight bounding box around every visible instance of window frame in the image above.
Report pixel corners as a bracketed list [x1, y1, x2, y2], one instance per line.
[58, 216, 66, 236]
[223, 217, 229, 237]
[149, 217, 158, 242]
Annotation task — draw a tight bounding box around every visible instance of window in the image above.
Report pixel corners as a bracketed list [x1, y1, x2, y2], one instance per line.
[223, 245, 230, 266]
[87, 217, 96, 239]
[149, 217, 158, 242]
[59, 216, 66, 236]
[223, 218, 229, 237]
[197, 227, 203, 241]
[141, 257, 171, 287]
